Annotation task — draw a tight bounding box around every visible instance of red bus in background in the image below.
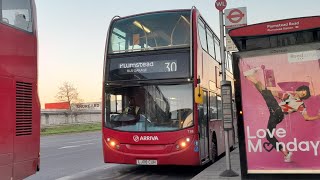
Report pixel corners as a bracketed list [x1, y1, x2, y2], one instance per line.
[230, 16, 320, 178]
[0, 0, 40, 179]
[102, 8, 236, 166]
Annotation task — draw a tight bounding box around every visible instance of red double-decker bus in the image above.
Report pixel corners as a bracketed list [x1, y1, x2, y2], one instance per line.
[0, 0, 40, 179]
[102, 8, 236, 166]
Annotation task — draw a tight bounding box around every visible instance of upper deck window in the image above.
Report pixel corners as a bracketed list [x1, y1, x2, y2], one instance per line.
[108, 11, 191, 54]
[1, 0, 33, 32]
[197, 19, 207, 51]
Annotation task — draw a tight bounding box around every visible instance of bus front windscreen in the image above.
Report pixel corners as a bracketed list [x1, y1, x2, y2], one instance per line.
[105, 84, 193, 132]
[108, 11, 191, 54]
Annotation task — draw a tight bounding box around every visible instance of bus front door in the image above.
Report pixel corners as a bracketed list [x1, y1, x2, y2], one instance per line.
[199, 91, 209, 163]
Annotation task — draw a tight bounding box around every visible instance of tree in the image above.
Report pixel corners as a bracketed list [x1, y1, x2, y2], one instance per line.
[55, 82, 82, 105]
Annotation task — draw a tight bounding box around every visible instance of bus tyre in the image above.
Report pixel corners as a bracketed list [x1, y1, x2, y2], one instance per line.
[211, 139, 218, 163]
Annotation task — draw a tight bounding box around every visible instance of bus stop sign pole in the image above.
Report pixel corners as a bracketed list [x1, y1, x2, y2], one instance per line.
[216, 0, 239, 177]
[220, 81, 238, 177]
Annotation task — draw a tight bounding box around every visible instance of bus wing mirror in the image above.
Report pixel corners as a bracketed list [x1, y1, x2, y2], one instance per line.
[194, 86, 203, 104]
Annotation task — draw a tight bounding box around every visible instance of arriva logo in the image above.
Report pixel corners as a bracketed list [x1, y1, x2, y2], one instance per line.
[133, 135, 159, 142]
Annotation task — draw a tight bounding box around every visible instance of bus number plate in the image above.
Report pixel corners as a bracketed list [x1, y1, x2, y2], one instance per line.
[136, 160, 158, 165]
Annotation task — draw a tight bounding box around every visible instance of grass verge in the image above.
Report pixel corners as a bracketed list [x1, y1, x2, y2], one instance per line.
[41, 123, 101, 136]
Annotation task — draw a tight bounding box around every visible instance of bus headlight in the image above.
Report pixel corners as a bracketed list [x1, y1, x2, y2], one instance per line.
[174, 136, 193, 151]
[105, 137, 120, 150]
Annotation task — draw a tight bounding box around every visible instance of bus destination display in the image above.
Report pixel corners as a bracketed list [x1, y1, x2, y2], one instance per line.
[118, 60, 177, 73]
[108, 52, 190, 80]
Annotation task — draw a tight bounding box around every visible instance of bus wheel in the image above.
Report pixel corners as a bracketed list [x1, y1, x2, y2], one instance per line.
[211, 137, 218, 163]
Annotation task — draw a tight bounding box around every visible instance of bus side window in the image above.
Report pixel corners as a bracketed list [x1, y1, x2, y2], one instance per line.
[1, 0, 33, 32]
[209, 92, 217, 120]
[197, 19, 208, 51]
[110, 28, 126, 53]
[217, 96, 222, 119]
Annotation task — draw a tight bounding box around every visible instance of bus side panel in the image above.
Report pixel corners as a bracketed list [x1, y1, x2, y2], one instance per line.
[13, 160, 38, 180]
[13, 80, 40, 179]
[0, 25, 36, 79]
[0, 166, 12, 180]
[208, 120, 224, 155]
[0, 77, 14, 179]
[0, 24, 39, 179]
[199, 39, 234, 157]
[209, 120, 235, 157]
[0, 1, 39, 179]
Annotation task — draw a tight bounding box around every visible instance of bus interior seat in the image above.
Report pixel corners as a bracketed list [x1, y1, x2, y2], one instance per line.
[2, 18, 9, 23]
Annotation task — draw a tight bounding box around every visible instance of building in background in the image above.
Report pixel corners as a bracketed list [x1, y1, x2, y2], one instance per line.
[45, 102, 70, 110]
[42, 101, 102, 126]
[44, 102, 102, 111]
[72, 102, 102, 111]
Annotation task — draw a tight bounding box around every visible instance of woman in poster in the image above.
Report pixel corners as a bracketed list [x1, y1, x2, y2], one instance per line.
[244, 67, 320, 162]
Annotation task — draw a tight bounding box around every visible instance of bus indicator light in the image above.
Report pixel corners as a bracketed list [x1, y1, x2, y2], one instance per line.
[181, 142, 187, 147]
[106, 137, 120, 149]
[174, 136, 193, 151]
[110, 141, 116, 147]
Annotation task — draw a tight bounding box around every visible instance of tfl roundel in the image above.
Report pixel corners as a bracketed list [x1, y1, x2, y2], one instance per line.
[225, 7, 247, 30]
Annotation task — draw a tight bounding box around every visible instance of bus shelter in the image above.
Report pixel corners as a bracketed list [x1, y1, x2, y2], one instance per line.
[230, 16, 320, 179]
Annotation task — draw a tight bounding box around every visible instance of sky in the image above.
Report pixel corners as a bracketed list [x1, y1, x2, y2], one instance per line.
[35, 0, 320, 107]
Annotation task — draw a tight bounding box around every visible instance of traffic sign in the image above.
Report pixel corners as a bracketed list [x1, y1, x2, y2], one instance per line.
[225, 7, 247, 30]
[215, 0, 227, 11]
[221, 81, 233, 130]
[226, 34, 238, 52]
[227, 9, 244, 23]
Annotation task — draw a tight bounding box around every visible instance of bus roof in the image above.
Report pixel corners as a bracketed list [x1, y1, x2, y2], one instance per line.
[110, 9, 192, 21]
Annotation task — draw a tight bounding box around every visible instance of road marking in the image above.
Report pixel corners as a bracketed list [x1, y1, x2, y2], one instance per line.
[58, 142, 95, 149]
[58, 145, 79, 149]
[41, 138, 100, 147]
[114, 172, 134, 180]
[56, 164, 118, 180]
[67, 139, 98, 144]
[130, 174, 149, 180]
[41, 147, 96, 158]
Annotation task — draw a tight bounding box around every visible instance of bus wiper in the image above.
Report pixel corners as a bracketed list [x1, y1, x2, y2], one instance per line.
[141, 115, 152, 123]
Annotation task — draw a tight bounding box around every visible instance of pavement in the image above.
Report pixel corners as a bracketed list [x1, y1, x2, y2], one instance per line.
[191, 148, 241, 180]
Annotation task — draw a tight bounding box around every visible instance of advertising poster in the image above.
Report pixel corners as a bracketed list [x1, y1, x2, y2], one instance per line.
[239, 44, 320, 173]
